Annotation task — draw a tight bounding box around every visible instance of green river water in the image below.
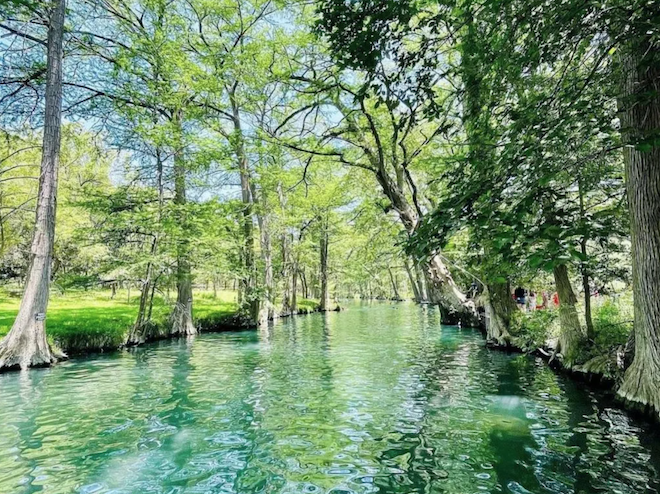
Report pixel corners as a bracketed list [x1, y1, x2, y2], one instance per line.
[1, 302, 659, 494]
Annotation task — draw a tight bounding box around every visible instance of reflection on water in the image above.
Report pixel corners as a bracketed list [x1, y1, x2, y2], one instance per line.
[0, 302, 659, 494]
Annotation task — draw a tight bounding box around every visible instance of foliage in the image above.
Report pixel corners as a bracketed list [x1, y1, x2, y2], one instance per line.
[510, 310, 558, 351]
[592, 296, 634, 351]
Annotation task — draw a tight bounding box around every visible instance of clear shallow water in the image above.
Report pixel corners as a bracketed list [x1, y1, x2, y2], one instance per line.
[1, 303, 659, 494]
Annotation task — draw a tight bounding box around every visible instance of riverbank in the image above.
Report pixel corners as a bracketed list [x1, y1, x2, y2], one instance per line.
[482, 301, 655, 420]
[0, 289, 321, 357]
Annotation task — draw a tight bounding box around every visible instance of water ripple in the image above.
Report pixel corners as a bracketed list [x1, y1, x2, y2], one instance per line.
[0, 302, 659, 493]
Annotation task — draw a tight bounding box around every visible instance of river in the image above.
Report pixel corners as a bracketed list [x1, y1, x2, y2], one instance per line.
[0, 302, 659, 493]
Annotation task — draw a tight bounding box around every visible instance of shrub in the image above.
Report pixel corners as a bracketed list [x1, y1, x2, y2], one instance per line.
[510, 309, 558, 350]
[592, 298, 633, 350]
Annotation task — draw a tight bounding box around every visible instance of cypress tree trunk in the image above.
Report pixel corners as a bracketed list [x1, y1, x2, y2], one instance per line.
[581, 263, 594, 340]
[426, 255, 478, 325]
[280, 234, 292, 315]
[484, 282, 516, 345]
[300, 268, 308, 300]
[373, 166, 475, 322]
[128, 240, 158, 345]
[388, 268, 401, 300]
[319, 217, 329, 311]
[577, 177, 595, 339]
[0, 0, 65, 370]
[231, 86, 259, 324]
[413, 262, 429, 303]
[404, 259, 421, 302]
[291, 261, 298, 313]
[170, 116, 196, 336]
[257, 210, 276, 324]
[279, 186, 292, 316]
[617, 36, 660, 418]
[553, 264, 585, 363]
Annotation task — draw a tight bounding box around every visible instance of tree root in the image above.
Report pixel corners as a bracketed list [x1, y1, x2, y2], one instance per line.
[617, 358, 660, 421]
[0, 332, 63, 371]
[170, 302, 197, 336]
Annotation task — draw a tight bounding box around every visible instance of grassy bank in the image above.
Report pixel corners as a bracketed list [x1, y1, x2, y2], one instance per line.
[0, 289, 238, 355]
[0, 289, 322, 356]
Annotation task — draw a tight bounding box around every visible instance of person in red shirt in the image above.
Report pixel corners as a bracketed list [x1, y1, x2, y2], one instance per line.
[552, 292, 560, 307]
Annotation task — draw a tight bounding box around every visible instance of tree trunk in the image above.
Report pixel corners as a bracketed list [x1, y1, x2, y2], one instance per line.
[231, 86, 259, 324]
[281, 234, 292, 315]
[426, 255, 477, 325]
[388, 268, 401, 300]
[300, 267, 308, 300]
[404, 259, 421, 302]
[578, 177, 595, 339]
[256, 207, 276, 325]
[483, 281, 517, 344]
[581, 262, 594, 340]
[372, 159, 476, 324]
[617, 37, 660, 419]
[291, 261, 298, 313]
[319, 217, 329, 311]
[414, 262, 429, 302]
[127, 244, 157, 345]
[170, 116, 196, 336]
[553, 264, 584, 363]
[278, 184, 292, 316]
[128, 148, 164, 345]
[0, 0, 66, 370]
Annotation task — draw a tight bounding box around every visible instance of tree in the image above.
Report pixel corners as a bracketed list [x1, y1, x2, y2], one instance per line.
[616, 9, 660, 418]
[0, 0, 65, 370]
[274, 52, 477, 324]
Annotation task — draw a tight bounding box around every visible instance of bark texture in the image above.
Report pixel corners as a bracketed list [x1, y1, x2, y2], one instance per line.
[617, 37, 660, 419]
[553, 264, 585, 363]
[170, 121, 196, 336]
[0, 0, 66, 370]
[484, 282, 516, 344]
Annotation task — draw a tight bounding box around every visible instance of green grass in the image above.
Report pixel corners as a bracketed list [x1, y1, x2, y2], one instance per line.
[0, 289, 320, 354]
[193, 291, 240, 330]
[0, 289, 239, 354]
[297, 298, 322, 312]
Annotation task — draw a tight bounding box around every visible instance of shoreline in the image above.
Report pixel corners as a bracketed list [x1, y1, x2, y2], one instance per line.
[4, 299, 654, 426]
[0, 304, 325, 370]
[483, 334, 660, 424]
